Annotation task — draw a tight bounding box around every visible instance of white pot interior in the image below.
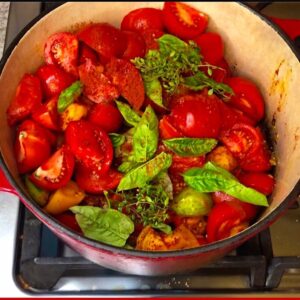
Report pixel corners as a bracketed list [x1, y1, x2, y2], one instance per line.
[0, 2, 300, 222]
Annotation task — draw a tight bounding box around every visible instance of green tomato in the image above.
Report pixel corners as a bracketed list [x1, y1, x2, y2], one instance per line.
[172, 187, 212, 216]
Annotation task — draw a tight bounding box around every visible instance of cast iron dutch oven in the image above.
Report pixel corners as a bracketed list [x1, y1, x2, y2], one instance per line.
[0, 2, 300, 275]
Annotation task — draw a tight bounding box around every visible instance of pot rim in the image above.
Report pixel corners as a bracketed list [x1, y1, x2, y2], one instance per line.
[0, 2, 300, 258]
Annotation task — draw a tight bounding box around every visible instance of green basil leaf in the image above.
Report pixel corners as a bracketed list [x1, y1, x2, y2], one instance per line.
[118, 160, 140, 173]
[116, 100, 141, 127]
[163, 138, 218, 157]
[57, 81, 83, 113]
[117, 152, 172, 191]
[152, 223, 172, 234]
[144, 79, 165, 108]
[109, 133, 125, 148]
[183, 162, 269, 207]
[70, 206, 134, 247]
[132, 105, 158, 163]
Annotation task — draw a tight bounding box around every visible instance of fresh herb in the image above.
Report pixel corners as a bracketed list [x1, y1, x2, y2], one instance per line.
[183, 162, 269, 207]
[109, 133, 126, 148]
[118, 184, 171, 233]
[163, 138, 218, 157]
[144, 79, 165, 108]
[117, 152, 172, 191]
[116, 100, 141, 127]
[57, 81, 83, 113]
[118, 160, 140, 174]
[153, 172, 173, 200]
[70, 206, 134, 247]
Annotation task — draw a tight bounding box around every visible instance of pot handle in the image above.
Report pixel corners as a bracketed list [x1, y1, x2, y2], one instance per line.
[0, 168, 19, 196]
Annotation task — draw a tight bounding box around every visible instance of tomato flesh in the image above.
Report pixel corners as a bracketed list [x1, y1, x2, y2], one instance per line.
[140, 29, 164, 53]
[159, 115, 183, 139]
[78, 43, 99, 65]
[122, 30, 146, 60]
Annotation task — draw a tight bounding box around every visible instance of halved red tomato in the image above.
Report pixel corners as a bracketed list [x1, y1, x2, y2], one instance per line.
[163, 2, 208, 39]
[226, 77, 265, 123]
[77, 23, 126, 59]
[121, 8, 164, 33]
[140, 29, 164, 53]
[194, 32, 224, 65]
[105, 58, 145, 110]
[76, 163, 122, 194]
[7, 74, 42, 126]
[159, 115, 183, 139]
[78, 60, 119, 103]
[122, 30, 146, 60]
[88, 103, 123, 133]
[32, 96, 60, 131]
[14, 120, 53, 174]
[36, 64, 75, 98]
[44, 32, 79, 77]
[30, 145, 75, 191]
[78, 43, 99, 65]
[65, 120, 113, 174]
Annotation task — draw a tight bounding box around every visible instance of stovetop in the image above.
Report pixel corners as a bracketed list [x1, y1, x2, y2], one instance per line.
[1, 1, 300, 297]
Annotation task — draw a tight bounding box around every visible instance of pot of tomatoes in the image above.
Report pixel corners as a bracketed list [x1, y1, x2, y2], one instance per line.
[0, 2, 299, 275]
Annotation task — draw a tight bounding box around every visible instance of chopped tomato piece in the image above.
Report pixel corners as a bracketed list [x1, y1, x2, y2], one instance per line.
[159, 115, 183, 139]
[140, 29, 164, 53]
[122, 30, 146, 60]
[78, 43, 99, 65]
[55, 212, 82, 233]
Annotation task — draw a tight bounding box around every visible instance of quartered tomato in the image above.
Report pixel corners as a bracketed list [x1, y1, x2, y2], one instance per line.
[237, 172, 275, 195]
[194, 32, 224, 65]
[122, 30, 146, 60]
[7, 74, 42, 126]
[105, 58, 145, 110]
[32, 96, 60, 131]
[55, 213, 82, 233]
[159, 115, 183, 139]
[78, 43, 99, 65]
[14, 120, 53, 174]
[65, 120, 113, 174]
[169, 93, 221, 138]
[121, 8, 164, 33]
[30, 145, 75, 191]
[226, 77, 265, 123]
[163, 2, 208, 39]
[76, 163, 122, 194]
[36, 64, 75, 98]
[77, 23, 126, 59]
[88, 103, 123, 133]
[78, 60, 119, 103]
[44, 32, 79, 77]
[140, 29, 164, 52]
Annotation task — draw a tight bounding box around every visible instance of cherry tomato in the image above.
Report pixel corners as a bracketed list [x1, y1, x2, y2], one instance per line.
[121, 8, 164, 33]
[194, 32, 224, 65]
[65, 120, 113, 174]
[32, 96, 60, 131]
[55, 212, 82, 233]
[30, 145, 75, 191]
[220, 123, 263, 160]
[140, 29, 164, 53]
[14, 120, 53, 174]
[7, 74, 42, 126]
[78, 60, 119, 103]
[44, 32, 79, 77]
[226, 77, 265, 122]
[105, 58, 145, 110]
[36, 64, 75, 98]
[159, 115, 183, 139]
[88, 103, 123, 133]
[163, 2, 208, 39]
[237, 172, 275, 195]
[77, 23, 126, 59]
[76, 163, 122, 194]
[169, 93, 221, 138]
[212, 58, 230, 83]
[122, 30, 146, 60]
[78, 43, 99, 65]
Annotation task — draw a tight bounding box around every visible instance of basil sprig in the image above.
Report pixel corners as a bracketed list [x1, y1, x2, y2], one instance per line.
[109, 133, 125, 148]
[183, 162, 269, 207]
[116, 100, 141, 127]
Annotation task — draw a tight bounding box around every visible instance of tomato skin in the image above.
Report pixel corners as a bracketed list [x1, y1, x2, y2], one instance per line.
[194, 32, 224, 65]
[163, 2, 208, 39]
[30, 145, 75, 191]
[140, 29, 164, 53]
[159, 115, 183, 139]
[105, 58, 145, 110]
[65, 120, 113, 175]
[78, 43, 99, 65]
[55, 213, 82, 233]
[237, 172, 275, 195]
[76, 163, 122, 194]
[32, 96, 60, 131]
[44, 32, 79, 77]
[14, 120, 52, 174]
[88, 103, 123, 133]
[36, 64, 75, 98]
[226, 77, 265, 123]
[78, 60, 119, 104]
[121, 8, 164, 33]
[7, 74, 42, 126]
[122, 30, 146, 60]
[77, 23, 126, 59]
[170, 94, 221, 138]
